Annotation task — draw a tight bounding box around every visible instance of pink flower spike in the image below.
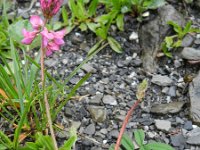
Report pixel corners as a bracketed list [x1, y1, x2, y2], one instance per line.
[40, 0, 63, 19]
[21, 29, 38, 45]
[30, 15, 44, 30]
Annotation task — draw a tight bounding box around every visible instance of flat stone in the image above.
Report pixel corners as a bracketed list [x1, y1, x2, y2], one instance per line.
[189, 71, 200, 123]
[151, 75, 173, 86]
[84, 124, 95, 135]
[184, 121, 193, 131]
[151, 101, 185, 114]
[89, 94, 103, 104]
[187, 135, 200, 146]
[181, 47, 200, 60]
[88, 106, 107, 123]
[181, 34, 194, 47]
[45, 59, 58, 67]
[168, 86, 176, 97]
[170, 134, 186, 147]
[109, 130, 119, 138]
[155, 119, 171, 132]
[81, 63, 96, 73]
[102, 95, 117, 105]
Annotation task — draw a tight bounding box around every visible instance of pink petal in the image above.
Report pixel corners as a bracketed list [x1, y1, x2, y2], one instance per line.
[54, 28, 66, 38]
[21, 37, 35, 45]
[30, 15, 44, 30]
[41, 27, 54, 40]
[46, 48, 53, 56]
[48, 42, 60, 51]
[54, 38, 64, 45]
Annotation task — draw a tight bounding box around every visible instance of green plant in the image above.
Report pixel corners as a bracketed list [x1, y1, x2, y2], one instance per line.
[109, 129, 174, 150]
[131, 0, 165, 21]
[162, 21, 200, 57]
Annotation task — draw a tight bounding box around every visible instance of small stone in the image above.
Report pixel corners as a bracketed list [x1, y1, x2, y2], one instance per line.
[181, 34, 194, 47]
[62, 59, 68, 65]
[184, 121, 193, 131]
[57, 130, 68, 139]
[142, 11, 150, 17]
[110, 130, 119, 138]
[72, 32, 84, 43]
[151, 101, 185, 114]
[88, 106, 107, 123]
[181, 47, 200, 60]
[174, 59, 182, 68]
[129, 32, 138, 40]
[151, 75, 173, 86]
[102, 95, 117, 105]
[176, 117, 184, 124]
[170, 134, 186, 147]
[162, 87, 169, 94]
[84, 124, 95, 135]
[89, 94, 103, 104]
[82, 63, 96, 73]
[100, 129, 108, 135]
[70, 121, 81, 130]
[45, 59, 58, 67]
[187, 135, 200, 146]
[69, 78, 80, 84]
[168, 86, 176, 97]
[155, 119, 171, 132]
[132, 59, 142, 67]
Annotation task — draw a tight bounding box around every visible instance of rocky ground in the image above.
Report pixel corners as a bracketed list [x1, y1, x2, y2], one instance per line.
[3, 0, 200, 150]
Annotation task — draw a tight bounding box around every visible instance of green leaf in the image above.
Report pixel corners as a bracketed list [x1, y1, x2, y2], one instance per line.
[147, 0, 166, 9]
[183, 21, 192, 35]
[62, 6, 68, 25]
[88, 0, 98, 17]
[165, 36, 173, 48]
[53, 22, 63, 30]
[87, 40, 104, 56]
[167, 21, 182, 34]
[134, 129, 145, 146]
[8, 20, 41, 49]
[79, 23, 88, 31]
[59, 136, 77, 150]
[116, 14, 124, 31]
[162, 43, 172, 58]
[144, 142, 174, 150]
[173, 40, 182, 48]
[86, 22, 100, 33]
[121, 134, 135, 150]
[96, 26, 107, 39]
[107, 36, 122, 53]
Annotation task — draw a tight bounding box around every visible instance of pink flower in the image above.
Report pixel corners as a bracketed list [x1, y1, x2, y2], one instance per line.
[41, 27, 66, 56]
[21, 29, 38, 45]
[30, 15, 44, 30]
[40, 0, 63, 19]
[21, 15, 44, 45]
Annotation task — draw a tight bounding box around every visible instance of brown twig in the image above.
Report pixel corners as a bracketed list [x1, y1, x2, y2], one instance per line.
[114, 99, 141, 150]
[40, 23, 58, 149]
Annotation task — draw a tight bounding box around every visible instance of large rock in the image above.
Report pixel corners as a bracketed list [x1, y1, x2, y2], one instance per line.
[189, 71, 200, 124]
[139, 4, 185, 73]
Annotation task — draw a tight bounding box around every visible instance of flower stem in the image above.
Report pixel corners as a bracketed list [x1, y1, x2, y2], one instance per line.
[114, 99, 141, 150]
[41, 36, 58, 150]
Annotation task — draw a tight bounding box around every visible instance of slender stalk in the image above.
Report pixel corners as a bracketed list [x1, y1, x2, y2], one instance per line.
[114, 99, 141, 150]
[40, 19, 58, 150]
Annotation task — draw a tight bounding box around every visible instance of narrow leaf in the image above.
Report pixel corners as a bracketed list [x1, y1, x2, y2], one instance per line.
[107, 36, 122, 53]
